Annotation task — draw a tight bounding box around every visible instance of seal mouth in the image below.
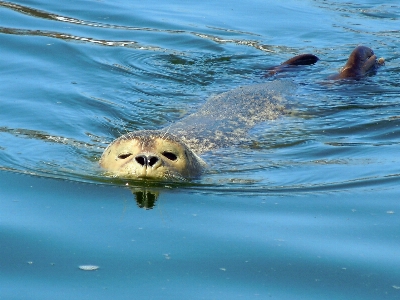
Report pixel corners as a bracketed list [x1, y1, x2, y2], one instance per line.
[135, 168, 162, 179]
[134, 167, 186, 181]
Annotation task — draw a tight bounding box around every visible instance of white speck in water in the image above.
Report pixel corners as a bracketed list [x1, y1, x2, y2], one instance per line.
[386, 211, 395, 214]
[79, 265, 99, 271]
[392, 285, 400, 290]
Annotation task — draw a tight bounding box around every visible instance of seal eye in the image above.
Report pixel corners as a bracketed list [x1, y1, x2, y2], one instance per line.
[118, 153, 132, 159]
[162, 151, 178, 161]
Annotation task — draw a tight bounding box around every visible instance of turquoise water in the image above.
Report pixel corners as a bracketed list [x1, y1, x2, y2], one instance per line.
[1, 0, 400, 299]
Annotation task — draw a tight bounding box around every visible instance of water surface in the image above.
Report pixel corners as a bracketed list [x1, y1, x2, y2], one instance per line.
[1, 0, 400, 299]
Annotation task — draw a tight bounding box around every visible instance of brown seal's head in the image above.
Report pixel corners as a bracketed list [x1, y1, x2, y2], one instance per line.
[332, 46, 384, 80]
[100, 130, 205, 181]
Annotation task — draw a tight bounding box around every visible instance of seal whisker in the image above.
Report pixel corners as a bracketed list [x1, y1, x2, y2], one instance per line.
[161, 124, 172, 141]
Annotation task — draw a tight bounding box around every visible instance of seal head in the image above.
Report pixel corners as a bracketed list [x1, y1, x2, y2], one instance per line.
[100, 130, 205, 180]
[331, 46, 384, 80]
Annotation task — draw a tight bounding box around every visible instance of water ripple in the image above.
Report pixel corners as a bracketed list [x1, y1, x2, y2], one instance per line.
[0, 1, 276, 53]
[0, 26, 159, 50]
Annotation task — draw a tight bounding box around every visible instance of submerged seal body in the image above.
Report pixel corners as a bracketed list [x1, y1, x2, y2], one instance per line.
[100, 45, 383, 181]
[100, 80, 293, 180]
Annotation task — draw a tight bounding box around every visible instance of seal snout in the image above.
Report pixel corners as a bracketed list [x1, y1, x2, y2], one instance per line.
[135, 154, 161, 168]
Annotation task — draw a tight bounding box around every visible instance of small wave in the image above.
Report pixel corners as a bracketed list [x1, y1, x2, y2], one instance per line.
[0, 26, 160, 50]
[0, 1, 278, 53]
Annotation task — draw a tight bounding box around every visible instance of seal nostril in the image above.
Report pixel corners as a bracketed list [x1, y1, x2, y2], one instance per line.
[135, 155, 147, 166]
[148, 156, 159, 167]
[135, 155, 159, 167]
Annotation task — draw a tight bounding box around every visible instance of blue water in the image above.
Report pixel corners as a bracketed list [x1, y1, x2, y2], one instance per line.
[1, 0, 400, 299]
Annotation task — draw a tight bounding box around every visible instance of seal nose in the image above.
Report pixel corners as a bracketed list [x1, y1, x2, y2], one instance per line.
[135, 155, 160, 167]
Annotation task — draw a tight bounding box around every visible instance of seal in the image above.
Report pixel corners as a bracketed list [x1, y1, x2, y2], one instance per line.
[329, 45, 384, 80]
[267, 53, 319, 76]
[100, 46, 383, 180]
[100, 80, 293, 180]
[268, 46, 384, 80]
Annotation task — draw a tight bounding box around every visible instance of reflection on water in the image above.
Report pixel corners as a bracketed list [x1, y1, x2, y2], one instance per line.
[0, 26, 144, 48]
[0, 0, 276, 52]
[132, 188, 160, 209]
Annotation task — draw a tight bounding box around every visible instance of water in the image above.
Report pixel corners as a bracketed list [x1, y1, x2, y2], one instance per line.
[1, 0, 400, 299]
